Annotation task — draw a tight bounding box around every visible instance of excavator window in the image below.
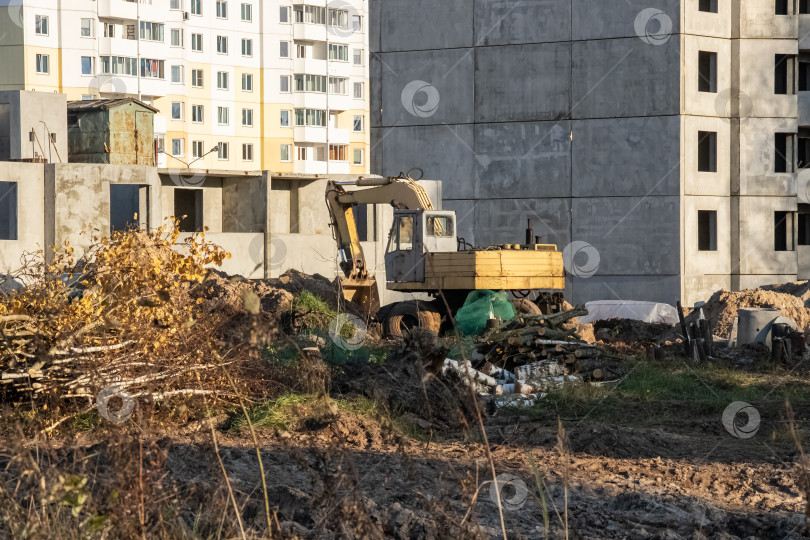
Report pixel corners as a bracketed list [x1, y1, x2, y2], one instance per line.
[426, 216, 453, 238]
[398, 216, 414, 250]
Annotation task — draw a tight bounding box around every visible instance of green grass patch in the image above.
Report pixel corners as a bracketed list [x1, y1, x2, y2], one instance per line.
[291, 290, 336, 330]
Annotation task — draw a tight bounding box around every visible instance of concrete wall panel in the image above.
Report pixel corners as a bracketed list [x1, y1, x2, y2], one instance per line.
[682, 0, 732, 39]
[738, 39, 798, 120]
[474, 0, 571, 47]
[0, 162, 44, 276]
[572, 0, 680, 41]
[739, 1, 797, 39]
[683, 195, 731, 277]
[380, 49, 474, 126]
[568, 275, 682, 305]
[572, 116, 680, 197]
[380, 0, 474, 52]
[736, 195, 798, 276]
[379, 125, 476, 200]
[572, 38, 680, 119]
[682, 116, 732, 197]
[474, 121, 571, 199]
[739, 118, 798, 196]
[472, 197, 571, 249]
[475, 43, 571, 122]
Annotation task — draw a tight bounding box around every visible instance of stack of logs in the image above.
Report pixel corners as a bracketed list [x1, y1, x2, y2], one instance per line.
[471, 307, 623, 383]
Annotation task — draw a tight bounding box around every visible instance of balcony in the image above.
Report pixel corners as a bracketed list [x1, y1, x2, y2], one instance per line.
[327, 161, 350, 175]
[98, 37, 139, 58]
[328, 128, 350, 145]
[293, 58, 327, 75]
[294, 126, 327, 144]
[328, 94, 353, 112]
[293, 23, 327, 42]
[294, 160, 328, 175]
[98, 0, 138, 20]
[293, 92, 327, 109]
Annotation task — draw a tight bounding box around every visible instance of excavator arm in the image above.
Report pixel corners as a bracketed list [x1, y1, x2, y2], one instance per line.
[325, 175, 435, 314]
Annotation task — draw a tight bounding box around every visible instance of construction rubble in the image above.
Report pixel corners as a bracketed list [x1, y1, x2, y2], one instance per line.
[435, 306, 624, 409]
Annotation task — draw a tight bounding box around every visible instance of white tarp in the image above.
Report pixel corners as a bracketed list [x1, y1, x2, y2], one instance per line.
[579, 300, 679, 325]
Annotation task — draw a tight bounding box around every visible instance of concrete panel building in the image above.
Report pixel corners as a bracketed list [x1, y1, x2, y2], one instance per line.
[371, 0, 810, 306]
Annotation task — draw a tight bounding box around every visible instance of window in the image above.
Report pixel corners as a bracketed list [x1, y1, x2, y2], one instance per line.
[140, 59, 165, 78]
[395, 216, 414, 251]
[100, 56, 138, 76]
[353, 148, 364, 166]
[242, 38, 253, 57]
[172, 138, 185, 156]
[280, 75, 290, 92]
[35, 15, 48, 36]
[216, 0, 228, 19]
[297, 44, 307, 58]
[217, 71, 229, 90]
[174, 189, 202, 232]
[280, 110, 290, 127]
[280, 41, 290, 58]
[697, 210, 717, 251]
[81, 18, 94, 37]
[698, 51, 717, 93]
[775, 211, 795, 251]
[217, 36, 228, 54]
[329, 44, 349, 61]
[776, 0, 792, 15]
[426, 216, 454, 238]
[330, 77, 347, 94]
[36, 54, 49, 74]
[192, 141, 204, 158]
[775, 133, 796, 173]
[294, 5, 325, 24]
[242, 143, 253, 161]
[329, 9, 349, 29]
[699, 0, 718, 12]
[775, 54, 797, 95]
[192, 105, 203, 123]
[295, 74, 327, 92]
[81, 57, 94, 75]
[295, 108, 327, 126]
[800, 213, 810, 245]
[297, 146, 309, 161]
[801, 61, 810, 92]
[698, 131, 717, 172]
[171, 102, 183, 120]
[241, 3, 252, 22]
[139, 22, 164, 42]
[354, 82, 364, 99]
[218, 107, 229, 125]
[802, 0, 810, 14]
[353, 49, 363, 66]
[191, 33, 203, 52]
[280, 6, 290, 23]
[218, 142, 229, 160]
[171, 0, 182, 9]
[242, 108, 253, 126]
[192, 69, 203, 87]
[171, 29, 183, 47]
[280, 144, 291, 162]
[191, 0, 201, 15]
[241, 73, 253, 91]
[352, 15, 362, 32]
[104, 22, 115, 38]
[171, 65, 184, 83]
[0, 182, 18, 241]
[800, 135, 810, 168]
[329, 144, 348, 161]
[353, 115, 363, 132]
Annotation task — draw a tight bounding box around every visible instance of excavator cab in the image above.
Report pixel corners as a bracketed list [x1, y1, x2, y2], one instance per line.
[385, 209, 457, 283]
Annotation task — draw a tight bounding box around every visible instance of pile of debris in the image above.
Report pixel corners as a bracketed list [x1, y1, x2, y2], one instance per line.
[438, 307, 623, 408]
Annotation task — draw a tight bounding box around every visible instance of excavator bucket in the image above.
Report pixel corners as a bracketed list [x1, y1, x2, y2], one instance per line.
[340, 277, 381, 316]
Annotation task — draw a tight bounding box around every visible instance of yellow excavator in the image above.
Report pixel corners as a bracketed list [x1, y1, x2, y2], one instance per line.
[326, 173, 566, 337]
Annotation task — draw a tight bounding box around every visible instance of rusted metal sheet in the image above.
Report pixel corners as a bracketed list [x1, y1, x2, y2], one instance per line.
[67, 99, 155, 166]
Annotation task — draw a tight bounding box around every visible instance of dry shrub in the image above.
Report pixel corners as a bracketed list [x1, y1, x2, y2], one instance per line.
[0, 221, 274, 427]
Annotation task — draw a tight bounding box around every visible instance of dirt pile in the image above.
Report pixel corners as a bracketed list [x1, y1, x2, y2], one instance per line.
[689, 288, 810, 338]
[593, 318, 672, 345]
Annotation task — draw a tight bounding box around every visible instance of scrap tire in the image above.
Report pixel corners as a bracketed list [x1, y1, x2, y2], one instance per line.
[385, 301, 441, 338]
[511, 298, 543, 316]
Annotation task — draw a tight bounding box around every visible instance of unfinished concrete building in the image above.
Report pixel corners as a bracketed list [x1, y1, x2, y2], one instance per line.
[371, 0, 810, 306]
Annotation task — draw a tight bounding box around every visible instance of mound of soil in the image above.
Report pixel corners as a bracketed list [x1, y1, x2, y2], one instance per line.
[593, 318, 672, 345]
[689, 289, 810, 339]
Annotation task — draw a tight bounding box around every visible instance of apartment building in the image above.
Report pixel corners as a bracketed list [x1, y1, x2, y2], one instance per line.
[0, 0, 370, 176]
[371, 0, 810, 306]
